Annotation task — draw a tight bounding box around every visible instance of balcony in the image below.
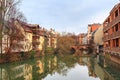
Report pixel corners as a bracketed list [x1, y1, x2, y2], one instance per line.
[32, 41, 40, 45]
[104, 15, 120, 32]
[112, 30, 120, 39]
[104, 47, 120, 55]
[104, 31, 120, 41]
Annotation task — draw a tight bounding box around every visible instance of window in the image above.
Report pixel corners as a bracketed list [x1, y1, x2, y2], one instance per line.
[108, 40, 110, 47]
[113, 39, 115, 47]
[115, 10, 118, 17]
[116, 38, 119, 47]
[112, 27, 114, 32]
[105, 31, 108, 35]
[115, 24, 118, 31]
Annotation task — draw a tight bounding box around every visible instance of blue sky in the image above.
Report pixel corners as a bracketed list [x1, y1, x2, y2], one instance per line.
[20, 0, 118, 34]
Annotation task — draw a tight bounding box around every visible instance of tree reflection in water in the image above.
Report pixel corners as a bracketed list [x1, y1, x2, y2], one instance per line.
[0, 55, 120, 80]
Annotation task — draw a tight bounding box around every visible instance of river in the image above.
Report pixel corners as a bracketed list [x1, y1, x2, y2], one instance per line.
[0, 54, 120, 80]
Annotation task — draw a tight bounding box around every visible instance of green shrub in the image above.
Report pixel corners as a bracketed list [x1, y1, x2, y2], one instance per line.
[30, 50, 36, 59]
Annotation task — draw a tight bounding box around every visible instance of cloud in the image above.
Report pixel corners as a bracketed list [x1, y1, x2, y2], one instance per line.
[90, 10, 109, 24]
[20, 0, 119, 34]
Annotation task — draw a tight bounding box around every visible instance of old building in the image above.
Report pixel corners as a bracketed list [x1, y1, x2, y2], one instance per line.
[21, 23, 33, 52]
[0, 32, 10, 54]
[77, 33, 87, 45]
[27, 24, 40, 51]
[38, 28, 45, 51]
[10, 20, 33, 52]
[88, 23, 101, 32]
[87, 23, 102, 44]
[93, 25, 103, 53]
[0, 20, 33, 54]
[47, 28, 57, 48]
[94, 25, 103, 46]
[27, 24, 45, 53]
[103, 3, 120, 64]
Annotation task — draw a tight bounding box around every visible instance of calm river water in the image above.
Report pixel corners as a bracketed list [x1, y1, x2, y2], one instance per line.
[0, 54, 120, 80]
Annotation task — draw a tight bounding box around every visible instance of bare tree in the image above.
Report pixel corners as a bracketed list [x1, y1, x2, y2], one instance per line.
[6, 3, 27, 22]
[0, 0, 27, 55]
[7, 20, 24, 52]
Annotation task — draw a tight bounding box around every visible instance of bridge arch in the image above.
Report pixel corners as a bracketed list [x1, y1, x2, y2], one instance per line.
[71, 44, 92, 54]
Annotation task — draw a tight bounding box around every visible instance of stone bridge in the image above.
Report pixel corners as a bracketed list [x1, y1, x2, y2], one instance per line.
[71, 44, 92, 54]
[71, 44, 90, 50]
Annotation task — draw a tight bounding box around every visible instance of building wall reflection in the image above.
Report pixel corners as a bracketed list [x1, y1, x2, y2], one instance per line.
[0, 55, 120, 80]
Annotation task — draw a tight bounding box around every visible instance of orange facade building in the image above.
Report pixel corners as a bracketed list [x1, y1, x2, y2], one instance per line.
[88, 23, 101, 33]
[87, 23, 101, 44]
[103, 3, 120, 64]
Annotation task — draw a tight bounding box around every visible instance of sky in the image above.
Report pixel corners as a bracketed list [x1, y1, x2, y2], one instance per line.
[20, 0, 119, 34]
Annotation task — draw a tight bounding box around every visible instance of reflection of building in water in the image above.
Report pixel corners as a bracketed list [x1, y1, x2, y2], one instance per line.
[0, 63, 33, 80]
[0, 56, 58, 80]
[78, 57, 87, 65]
[0, 64, 25, 80]
[36, 59, 44, 74]
[78, 56, 120, 80]
[32, 56, 58, 80]
[0, 68, 9, 80]
[78, 57, 98, 78]
[48, 60, 51, 70]
[47, 56, 58, 74]
[9, 64, 25, 79]
[52, 56, 58, 74]
[87, 58, 97, 78]
[53, 56, 57, 67]
[95, 56, 120, 80]
[94, 63, 115, 80]
[24, 64, 32, 80]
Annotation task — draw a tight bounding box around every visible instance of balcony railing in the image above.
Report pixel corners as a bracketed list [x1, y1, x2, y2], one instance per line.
[104, 15, 120, 32]
[104, 47, 120, 55]
[104, 31, 120, 41]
